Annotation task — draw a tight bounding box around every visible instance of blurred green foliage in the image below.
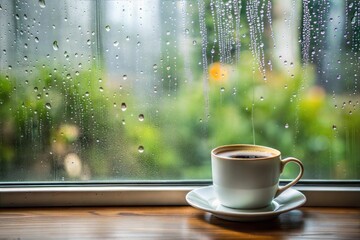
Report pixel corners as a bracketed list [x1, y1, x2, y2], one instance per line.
[2, 50, 359, 181]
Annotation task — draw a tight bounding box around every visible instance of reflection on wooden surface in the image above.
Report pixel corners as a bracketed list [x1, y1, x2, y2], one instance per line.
[0, 207, 359, 239]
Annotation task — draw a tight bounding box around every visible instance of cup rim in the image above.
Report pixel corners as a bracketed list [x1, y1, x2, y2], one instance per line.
[211, 144, 281, 161]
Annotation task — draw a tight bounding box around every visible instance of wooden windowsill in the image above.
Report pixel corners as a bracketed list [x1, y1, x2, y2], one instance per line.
[0, 206, 359, 239]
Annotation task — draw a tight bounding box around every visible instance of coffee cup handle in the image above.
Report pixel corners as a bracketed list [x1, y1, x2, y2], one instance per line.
[275, 157, 304, 197]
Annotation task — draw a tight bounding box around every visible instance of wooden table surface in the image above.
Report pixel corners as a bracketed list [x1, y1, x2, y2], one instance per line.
[0, 207, 359, 239]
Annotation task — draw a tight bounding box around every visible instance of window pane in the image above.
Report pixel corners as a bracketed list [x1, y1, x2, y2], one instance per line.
[0, 0, 359, 181]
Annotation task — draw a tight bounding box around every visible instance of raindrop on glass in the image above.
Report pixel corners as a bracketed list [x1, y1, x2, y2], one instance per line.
[138, 114, 144, 121]
[52, 41, 59, 51]
[153, 64, 158, 72]
[121, 103, 127, 111]
[45, 103, 51, 110]
[332, 125, 337, 130]
[99, 87, 104, 92]
[39, 0, 46, 8]
[122, 75, 127, 80]
[285, 123, 289, 129]
[105, 25, 111, 31]
[113, 41, 119, 47]
[138, 146, 144, 153]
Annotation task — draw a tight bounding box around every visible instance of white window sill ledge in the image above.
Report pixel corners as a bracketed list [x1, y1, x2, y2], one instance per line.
[1, 182, 359, 207]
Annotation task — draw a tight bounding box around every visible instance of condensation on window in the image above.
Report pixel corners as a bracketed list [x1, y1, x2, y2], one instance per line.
[0, 0, 359, 181]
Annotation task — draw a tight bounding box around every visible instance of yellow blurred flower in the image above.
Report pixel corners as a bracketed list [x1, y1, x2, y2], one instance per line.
[209, 62, 229, 82]
[303, 86, 325, 108]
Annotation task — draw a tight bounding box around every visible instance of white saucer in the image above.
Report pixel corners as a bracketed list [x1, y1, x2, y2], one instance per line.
[186, 186, 306, 221]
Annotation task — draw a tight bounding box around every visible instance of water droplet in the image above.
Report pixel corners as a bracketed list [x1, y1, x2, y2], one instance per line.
[220, 87, 225, 92]
[85, 92, 89, 97]
[285, 123, 289, 129]
[121, 103, 127, 111]
[122, 119, 126, 125]
[185, 29, 189, 35]
[105, 25, 111, 31]
[153, 64, 158, 72]
[99, 87, 104, 92]
[113, 41, 119, 47]
[138, 146, 144, 153]
[122, 75, 127, 80]
[332, 125, 337, 130]
[351, 16, 356, 25]
[192, 40, 197, 45]
[35, 37, 39, 43]
[52, 41, 59, 51]
[138, 114, 144, 121]
[87, 39, 91, 45]
[45, 103, 51, 109]
[39, 0, 46, 8]
[34, 87, 38, 92]
[126, 36, 130, 41]
[113, 103, 117, 107]
[260, 96, 264, 101]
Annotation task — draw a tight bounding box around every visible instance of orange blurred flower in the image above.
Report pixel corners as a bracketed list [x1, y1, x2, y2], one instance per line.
[209, 62, 229, 82]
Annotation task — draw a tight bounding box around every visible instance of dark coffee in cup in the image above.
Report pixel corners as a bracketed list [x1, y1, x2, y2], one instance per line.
[216, 150, 275, 159]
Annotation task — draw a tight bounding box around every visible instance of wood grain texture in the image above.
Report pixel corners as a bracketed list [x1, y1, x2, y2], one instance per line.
[0, 207, 359, 239]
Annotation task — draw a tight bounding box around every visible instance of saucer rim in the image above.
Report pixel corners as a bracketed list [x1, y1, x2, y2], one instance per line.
[185, 185, 306, 217]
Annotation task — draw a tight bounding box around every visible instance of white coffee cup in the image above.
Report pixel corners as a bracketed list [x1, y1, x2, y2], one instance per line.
[211, 144, 304, 209]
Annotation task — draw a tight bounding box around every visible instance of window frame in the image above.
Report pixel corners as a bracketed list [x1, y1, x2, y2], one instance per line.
[1, 1, 359, 208]
[1, 180, 359, 207]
